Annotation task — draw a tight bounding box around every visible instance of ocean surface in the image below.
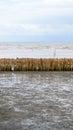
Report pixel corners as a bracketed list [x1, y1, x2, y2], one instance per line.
[0, 42, 73, 58]
[0, 71, 73, 130]
[0, 43, 73, 130]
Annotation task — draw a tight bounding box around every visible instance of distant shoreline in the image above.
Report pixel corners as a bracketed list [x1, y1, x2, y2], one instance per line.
[0, 58, 73, 71]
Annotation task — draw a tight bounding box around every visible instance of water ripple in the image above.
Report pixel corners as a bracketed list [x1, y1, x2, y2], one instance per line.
[0, 72, 73, 130]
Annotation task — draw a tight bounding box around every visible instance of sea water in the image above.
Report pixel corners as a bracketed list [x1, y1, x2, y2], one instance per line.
[0, 72, 73, 130]
[0, 42, 73, 58]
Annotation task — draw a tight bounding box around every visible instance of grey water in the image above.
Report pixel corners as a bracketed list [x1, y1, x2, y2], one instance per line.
[0, 42, 73, 58]
[0, 72, 73, 130]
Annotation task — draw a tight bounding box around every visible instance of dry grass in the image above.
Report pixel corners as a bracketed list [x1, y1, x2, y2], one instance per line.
[0, 58, 73, 71]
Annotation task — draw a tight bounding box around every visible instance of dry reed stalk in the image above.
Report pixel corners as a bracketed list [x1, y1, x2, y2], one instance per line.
[0, 58, 73, 71]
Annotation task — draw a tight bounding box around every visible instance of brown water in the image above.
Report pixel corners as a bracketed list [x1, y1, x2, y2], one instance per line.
[0, 72, 73, 130]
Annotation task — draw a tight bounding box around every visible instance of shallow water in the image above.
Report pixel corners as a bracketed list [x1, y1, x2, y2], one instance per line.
[0, 72, 73, 130]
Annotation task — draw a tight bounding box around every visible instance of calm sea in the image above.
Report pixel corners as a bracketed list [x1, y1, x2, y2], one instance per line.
[0, 42, 73, 58]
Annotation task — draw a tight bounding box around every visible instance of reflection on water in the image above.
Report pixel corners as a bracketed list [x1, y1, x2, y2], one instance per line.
[0, 72, 73, 130]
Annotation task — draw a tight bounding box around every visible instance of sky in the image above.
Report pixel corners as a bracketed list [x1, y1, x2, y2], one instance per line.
[0, 0, 73, 42]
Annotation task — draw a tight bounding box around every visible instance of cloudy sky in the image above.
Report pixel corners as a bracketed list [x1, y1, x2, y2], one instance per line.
[0, 0, 73, 42]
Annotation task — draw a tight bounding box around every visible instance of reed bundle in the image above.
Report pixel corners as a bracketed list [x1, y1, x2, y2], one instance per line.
[0, 58, 73, 71]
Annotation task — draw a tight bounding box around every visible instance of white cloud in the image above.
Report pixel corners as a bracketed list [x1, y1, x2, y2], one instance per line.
[0, 0, 73, 37]
[0, 23, 73, 36]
